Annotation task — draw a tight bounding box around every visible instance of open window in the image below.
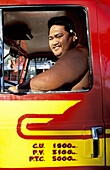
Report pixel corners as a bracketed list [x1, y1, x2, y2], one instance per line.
[0, 6, 91, 93]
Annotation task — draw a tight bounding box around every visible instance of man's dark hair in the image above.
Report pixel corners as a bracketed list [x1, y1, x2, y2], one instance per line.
[48, 16, 76, 36]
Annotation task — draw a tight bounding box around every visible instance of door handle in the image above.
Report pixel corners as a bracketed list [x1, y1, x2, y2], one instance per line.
[91, 127, 102, 158]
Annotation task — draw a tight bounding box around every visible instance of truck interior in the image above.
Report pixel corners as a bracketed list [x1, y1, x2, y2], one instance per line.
[1, 6, 90, 93]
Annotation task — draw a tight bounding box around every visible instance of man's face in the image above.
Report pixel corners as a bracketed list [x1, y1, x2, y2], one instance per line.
[48, 25, 74, 58]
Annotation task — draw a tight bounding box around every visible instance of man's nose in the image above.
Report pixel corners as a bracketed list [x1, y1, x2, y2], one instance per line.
[53, 38, 59, 45]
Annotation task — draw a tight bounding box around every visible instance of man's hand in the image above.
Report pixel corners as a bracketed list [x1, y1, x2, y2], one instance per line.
[8, 79, 31, 93]
[8, 86, 18, 93]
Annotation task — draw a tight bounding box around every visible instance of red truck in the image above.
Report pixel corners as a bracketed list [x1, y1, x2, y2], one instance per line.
[0, 0, 109, 169]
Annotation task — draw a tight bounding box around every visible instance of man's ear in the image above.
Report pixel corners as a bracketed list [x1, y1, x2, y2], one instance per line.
[72, 32, 76, 42]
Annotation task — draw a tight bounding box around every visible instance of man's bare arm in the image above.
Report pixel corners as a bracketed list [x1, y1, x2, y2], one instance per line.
[8, 44, 89, 92]
[30, 45, 89, 91]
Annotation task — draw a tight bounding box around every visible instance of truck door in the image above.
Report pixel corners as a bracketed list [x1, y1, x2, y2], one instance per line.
[0, 1, 105, 169]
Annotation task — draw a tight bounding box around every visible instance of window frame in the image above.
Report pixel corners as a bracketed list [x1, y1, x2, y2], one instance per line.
[0, 5, 92, 94]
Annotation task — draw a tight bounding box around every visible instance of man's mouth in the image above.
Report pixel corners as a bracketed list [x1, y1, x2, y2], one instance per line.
[53, 45, 61, 51]
[54, 47, 60, 51]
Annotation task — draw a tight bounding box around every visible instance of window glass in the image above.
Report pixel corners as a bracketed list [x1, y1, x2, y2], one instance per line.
[0, 9, 3, 92]
[4, 42, 25, 89]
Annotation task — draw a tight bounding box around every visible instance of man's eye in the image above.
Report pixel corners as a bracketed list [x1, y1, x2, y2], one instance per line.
[56, 34, 63, 38]
[49, 37, 53, 40]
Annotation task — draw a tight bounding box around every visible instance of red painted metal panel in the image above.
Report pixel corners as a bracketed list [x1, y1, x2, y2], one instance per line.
[0, 0, 106, 169]
[97, 2, 110, 169]
[0, 0, 96, 6]
[0, 166, 105, 170]
[97, 0, 110, 123]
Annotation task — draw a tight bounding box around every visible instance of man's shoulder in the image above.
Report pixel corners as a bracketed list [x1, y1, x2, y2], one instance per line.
[73, 43, 88, 52]
[56, 43, 88, 65]
[69, 43, 88, 59]
[64, 43, 88, 59]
